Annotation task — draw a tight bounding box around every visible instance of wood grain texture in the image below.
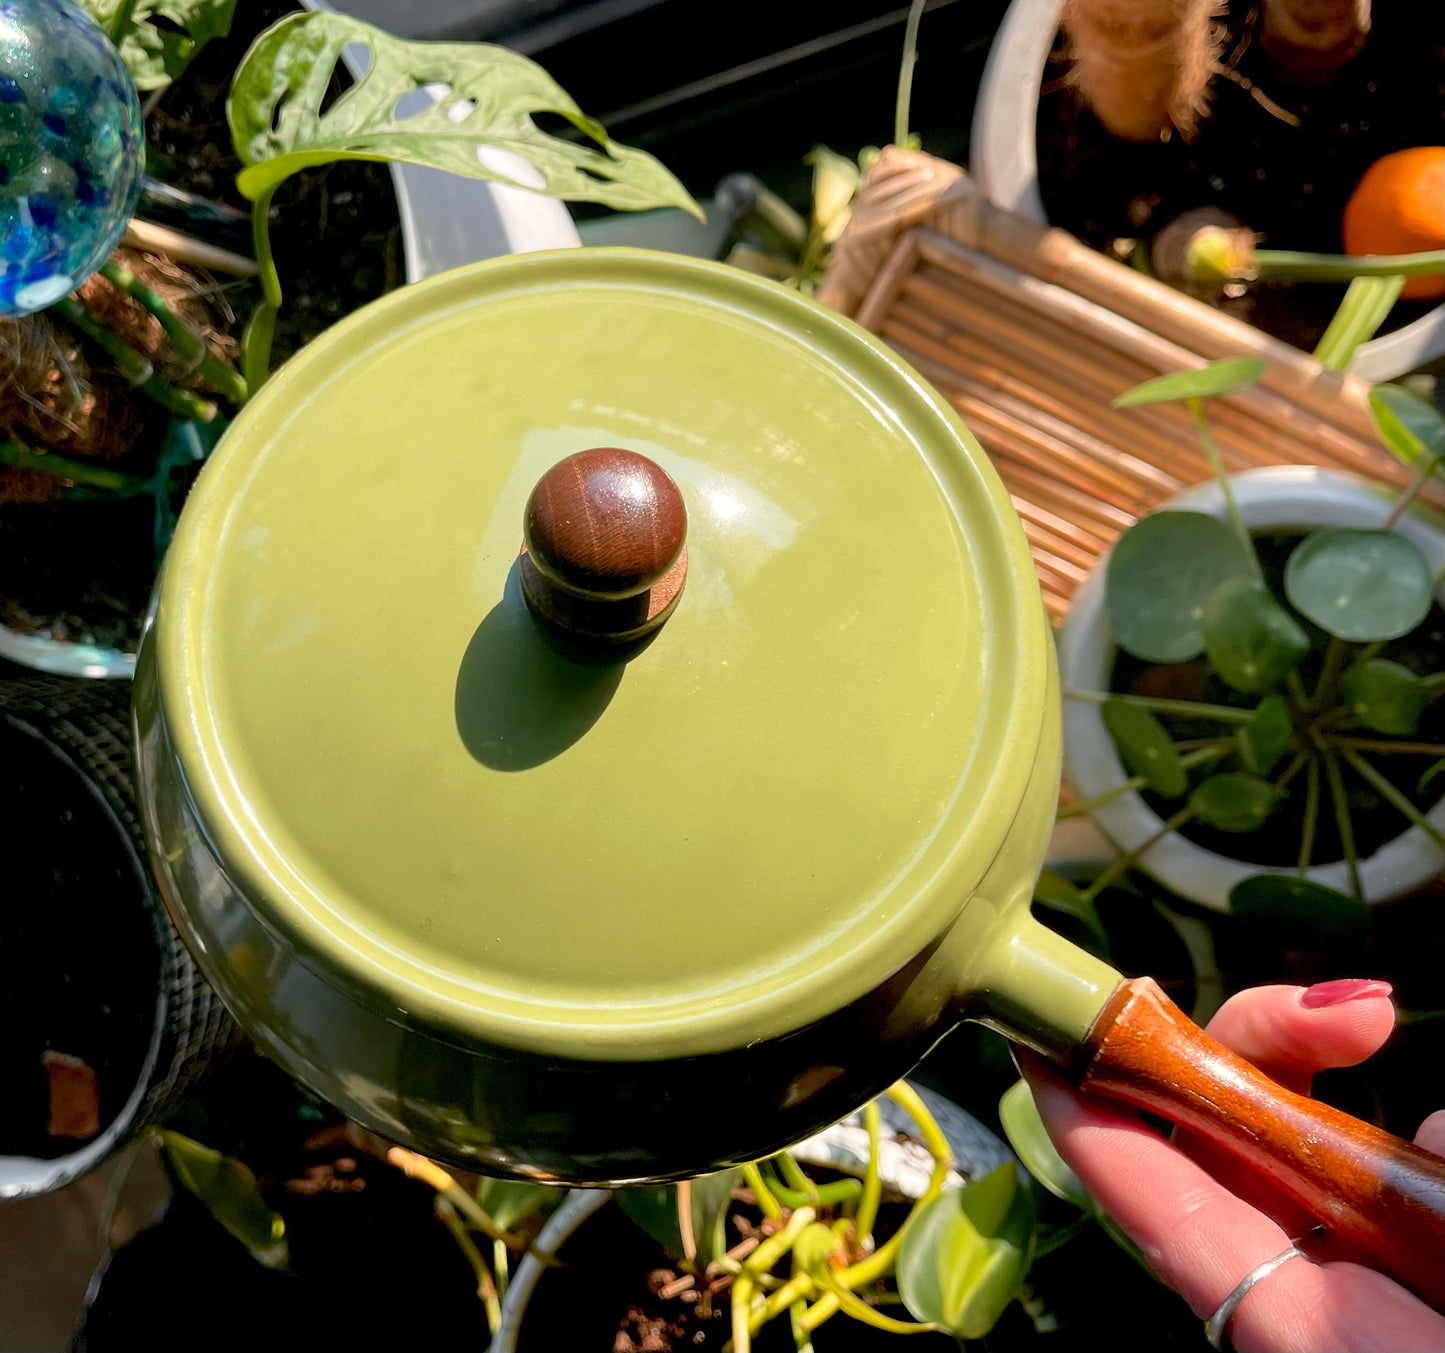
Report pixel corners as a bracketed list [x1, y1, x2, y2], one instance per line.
[524, 447, 687, 600]
[520, 448, 689, 644]
[1077, 977, 1445, 1310]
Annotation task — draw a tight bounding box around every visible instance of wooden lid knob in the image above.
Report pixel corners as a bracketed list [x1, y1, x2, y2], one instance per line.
[520, 448, 688, 644]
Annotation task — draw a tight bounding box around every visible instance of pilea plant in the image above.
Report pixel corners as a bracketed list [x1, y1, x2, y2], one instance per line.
[1062, 357, 1445, 906]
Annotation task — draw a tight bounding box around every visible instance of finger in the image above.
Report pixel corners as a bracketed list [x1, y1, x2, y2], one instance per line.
[1417, 1110, 1445, 1158]
[1202, 981, 1395, 1095]
[1025, 1061, 1445, 1352]
[1182, 983, 1396, 1233]
[1025, 1057, 1293, 1317]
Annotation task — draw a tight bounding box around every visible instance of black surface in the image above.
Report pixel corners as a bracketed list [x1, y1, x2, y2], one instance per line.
[0, 715, 159, 1159]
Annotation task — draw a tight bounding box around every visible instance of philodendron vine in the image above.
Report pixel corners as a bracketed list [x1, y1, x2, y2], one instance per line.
[1062, 358, 1445, 906]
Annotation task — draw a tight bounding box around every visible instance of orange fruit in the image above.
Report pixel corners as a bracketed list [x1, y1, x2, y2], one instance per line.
[1341, 146, 1445, 301]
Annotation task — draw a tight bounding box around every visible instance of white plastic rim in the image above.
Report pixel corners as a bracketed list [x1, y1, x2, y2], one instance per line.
[968, 0, 1445, 381]
[1057, 466, 1445, 911]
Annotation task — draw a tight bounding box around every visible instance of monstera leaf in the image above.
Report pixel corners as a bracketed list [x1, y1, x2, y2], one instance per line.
[79, 0, 237, 90]
[226, 11, 702, 219]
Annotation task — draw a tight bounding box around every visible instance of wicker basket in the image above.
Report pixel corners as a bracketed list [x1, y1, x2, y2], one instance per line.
[817, 149, 1433, 623]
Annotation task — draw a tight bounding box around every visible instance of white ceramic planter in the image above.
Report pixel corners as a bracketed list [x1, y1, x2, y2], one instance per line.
[969, 0, 1445, 383]
[313, 0, 582, 278]
[1057, 466, 1445, 911]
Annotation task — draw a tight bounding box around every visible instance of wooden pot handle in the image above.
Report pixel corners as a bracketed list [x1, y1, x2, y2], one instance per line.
[1076, 977, 1445, 1311]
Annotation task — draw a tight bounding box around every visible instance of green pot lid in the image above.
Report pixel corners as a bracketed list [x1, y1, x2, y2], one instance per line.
[156, 249, 1049, 1059]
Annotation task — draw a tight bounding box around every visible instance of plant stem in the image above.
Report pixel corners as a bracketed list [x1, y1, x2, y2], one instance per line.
[1320, 749, 1362, 902]
[761, 1164, 860, 1211]
[435, 1198, 502, 1333]
[894, 0, 927, 147]
[1315, 276, 1406, 371]
[100, 260, 248, 404]
[1083, 806, 1194, 901]
[1189, 397, 1259, 575]
[493, 1238, 509, 1300]
[0, 440, 149, 493]
[107, 0, 139, 43]
[52, 295, 152, 385]
[383, 1147, 524, 1246]
[776, 1152, 821, 1210]
[1254, 248, 1445, 281]
[242, 187, 283, 393]
[855, 1100, 882, 1248]
[1330, 737, 1445, 756]
[1064, 690, 1256, 724]
[741, 1162, 782, 1221]
[1309, 636, 1353, 715]
[1060, 745, 1229, 818]
[1286, 669, 1311, 709]
[790, 1301, 816, 1353]
[1339, 749, 1445, 850]
[1383, 459, 1435, 530]
[1274, 749, 1309, 794]
[53, 296, 219, 422]
[1298, 756, 1320, 873]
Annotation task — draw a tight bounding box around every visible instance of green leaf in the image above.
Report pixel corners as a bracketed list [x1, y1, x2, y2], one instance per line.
[1033, 870, 1112, 959]
[1236, 695, 1293, 777]
[614, 1169, 740, 1269]
[1189, 772, 1282, 832]
[1340, 659, 1432, 735]
[1106, 512, 1256, 663]
[1229, 876, 1372, 952]
[998, 1081, 1089, 1210]
[1420, 759, 1444, 797]
[1284, 529, 1434, 642]
[1202, 577, 1310, 693]
[1101, 699, 1189, 796]
[1313, 275, 1405, 372]
[226, 12, 702, 220]
[1370, 384, 1445, 477]
[897, 1163, 1035, 1340]
[158, 1130, 288, 1267]
[78, 0, 238, 90]
[1111, 358, 1266, 408]
[473, 1178, 553, 1233]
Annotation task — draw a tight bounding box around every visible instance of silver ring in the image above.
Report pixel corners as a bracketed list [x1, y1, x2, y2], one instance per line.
[1204, 1244, 1309, 1350]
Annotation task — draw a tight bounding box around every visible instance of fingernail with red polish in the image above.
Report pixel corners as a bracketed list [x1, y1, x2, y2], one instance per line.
[1299, 978, 1392, 1009]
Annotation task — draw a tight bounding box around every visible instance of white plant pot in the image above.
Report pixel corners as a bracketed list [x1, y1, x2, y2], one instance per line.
[969, 0, 1445, 383]
[1057, 466, 1445, 911]
[309, 0, 582, 279]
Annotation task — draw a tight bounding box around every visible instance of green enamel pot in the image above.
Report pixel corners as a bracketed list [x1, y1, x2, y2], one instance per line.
[131, 250, 1442, 1299]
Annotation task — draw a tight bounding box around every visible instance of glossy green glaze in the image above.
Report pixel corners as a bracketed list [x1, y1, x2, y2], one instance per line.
[136, 249, 1120, 1180]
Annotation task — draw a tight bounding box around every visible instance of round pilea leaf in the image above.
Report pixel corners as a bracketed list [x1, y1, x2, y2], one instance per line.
[1340, 658, 1431, 736]
[1284, 529, 1434, 642]
[1229, 876, 1371, 951]
[1106, 513, 1256, 663]
[1189, 772, 1281, 832]
[1235, 694, 1293, 777]
[1202, 577, 1310, 693]
[1101, 698, 1188, 797]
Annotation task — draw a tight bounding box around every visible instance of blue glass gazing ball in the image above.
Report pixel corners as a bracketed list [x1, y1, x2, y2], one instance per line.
[0, 0, 144, 317]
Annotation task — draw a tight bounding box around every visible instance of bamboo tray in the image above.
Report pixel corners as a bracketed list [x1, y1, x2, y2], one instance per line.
[817, 149, 1432, 624]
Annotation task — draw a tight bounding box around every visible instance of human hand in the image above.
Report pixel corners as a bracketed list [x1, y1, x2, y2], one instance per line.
[1023, 981, 1445, 1353]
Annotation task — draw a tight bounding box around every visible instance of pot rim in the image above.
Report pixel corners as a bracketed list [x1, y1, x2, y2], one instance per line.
[1057, 465, 1445, 911]
[149, 247, 1055, 1059]
[967, 0, 1445, 382]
